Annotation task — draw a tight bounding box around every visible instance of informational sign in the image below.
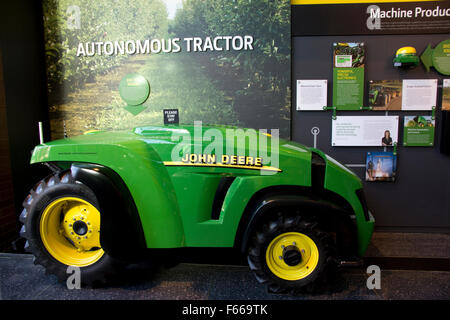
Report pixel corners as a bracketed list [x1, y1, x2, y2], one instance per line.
[365, 151, 397, 182]
[296, 80, 327, 111]
[369, 79, 437, 111]
[331, 115, 399, 147]
[163, 109, 179, 125]
[421, 39, 450, 75]
[332, 43, 365, 111]
[403, 115, 435, 147]
[402, 79, 437, 110]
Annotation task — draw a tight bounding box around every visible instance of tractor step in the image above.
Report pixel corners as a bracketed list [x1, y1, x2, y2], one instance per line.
[339, 258, 364, 267]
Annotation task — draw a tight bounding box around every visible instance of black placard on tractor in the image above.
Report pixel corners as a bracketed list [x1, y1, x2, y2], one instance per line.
[163, 109, 179, 125]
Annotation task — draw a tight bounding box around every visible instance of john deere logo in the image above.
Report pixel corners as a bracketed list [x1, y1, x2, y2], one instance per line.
[181, 153, 263, 167]
[165, 121, 281, 175]
[164, 153, 280, 172]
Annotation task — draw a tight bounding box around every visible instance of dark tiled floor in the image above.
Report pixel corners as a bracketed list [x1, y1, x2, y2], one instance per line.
[366, 232, 450, 259]
[0, 253, 449, 300]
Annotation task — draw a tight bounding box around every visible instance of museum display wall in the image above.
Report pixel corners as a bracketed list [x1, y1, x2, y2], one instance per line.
[292, 1, 450, 230]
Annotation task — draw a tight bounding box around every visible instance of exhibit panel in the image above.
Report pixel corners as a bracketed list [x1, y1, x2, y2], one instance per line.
[292, 1, 450, 230]
[41, 0, 291, 139]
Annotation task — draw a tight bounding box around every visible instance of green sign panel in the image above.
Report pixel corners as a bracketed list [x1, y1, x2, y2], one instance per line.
[421, 39, 450, 75]
[403, 116, 435, 147]
[333, 68, 364, 110]
[332, 43, 365, 111]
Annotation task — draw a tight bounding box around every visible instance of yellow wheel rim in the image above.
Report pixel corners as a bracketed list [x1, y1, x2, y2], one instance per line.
[265, 232, 319, 281]
[40, 197, 104, 267]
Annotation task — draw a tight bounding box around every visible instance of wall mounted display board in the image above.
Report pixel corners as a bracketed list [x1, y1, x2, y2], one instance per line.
[296, 80, 327, 111]
[368, 79, 437, 110]
[401, 79, 437, 110]
[332, 42, 365, 110]
[403, 115, 435, 147]
[42, 0, 291, 139]
[331, 115, 399, 147]
[291, 0, 450, 231]
[421, 39, 450, 75]
[365, 151, 397, 182]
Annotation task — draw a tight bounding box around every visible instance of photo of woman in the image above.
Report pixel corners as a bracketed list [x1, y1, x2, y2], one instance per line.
[382, 130, 393, 146]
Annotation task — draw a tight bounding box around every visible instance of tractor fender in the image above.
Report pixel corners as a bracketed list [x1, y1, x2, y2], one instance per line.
[70, 163, 147, 262]
[236, 192, 358, 258]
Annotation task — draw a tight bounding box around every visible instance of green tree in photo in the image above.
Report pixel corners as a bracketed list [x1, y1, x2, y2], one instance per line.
[43, 0, 168, 99]
[43, 0, 289, 139]
[171, 0, 291, 137]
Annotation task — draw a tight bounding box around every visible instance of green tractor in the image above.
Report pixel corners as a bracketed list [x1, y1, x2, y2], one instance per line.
[368, 86, 385, 107]
[19, 124, 374, 293]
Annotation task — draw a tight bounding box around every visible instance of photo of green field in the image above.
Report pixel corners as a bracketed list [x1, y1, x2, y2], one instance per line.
[43, 0, 291, 139]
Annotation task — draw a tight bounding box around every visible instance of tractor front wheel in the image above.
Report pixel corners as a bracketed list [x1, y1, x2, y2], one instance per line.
[20, 171, 121, 285]
[247, 214, 336, 293]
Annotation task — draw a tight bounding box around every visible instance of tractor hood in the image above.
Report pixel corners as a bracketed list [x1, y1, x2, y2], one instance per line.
[30, 124, 362, 197]
[30, 125, 313, 173]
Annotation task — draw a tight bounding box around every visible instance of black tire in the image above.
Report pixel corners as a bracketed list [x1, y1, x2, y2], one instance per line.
[247, 214, 336, 294]
[19, 170, 122, 286]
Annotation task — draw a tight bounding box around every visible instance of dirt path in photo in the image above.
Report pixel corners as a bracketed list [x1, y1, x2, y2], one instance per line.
[49, 55, 148, 139]
[49, 54, 236, 140]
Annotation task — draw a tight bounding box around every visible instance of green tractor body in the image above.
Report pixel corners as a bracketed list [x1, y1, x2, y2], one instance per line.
[22, 124, 374, 291]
